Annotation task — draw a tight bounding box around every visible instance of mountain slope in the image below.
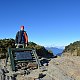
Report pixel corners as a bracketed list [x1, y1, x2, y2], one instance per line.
[63, 41, 80, 56]
[45, 47, 64, 56]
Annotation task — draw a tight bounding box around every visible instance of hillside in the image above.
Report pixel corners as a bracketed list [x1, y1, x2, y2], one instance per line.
[63, 41, 80, 56]
[0, 38, 53, 58]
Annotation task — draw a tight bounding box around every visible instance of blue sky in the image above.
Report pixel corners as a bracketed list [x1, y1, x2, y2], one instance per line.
[0, 0, 80, 47]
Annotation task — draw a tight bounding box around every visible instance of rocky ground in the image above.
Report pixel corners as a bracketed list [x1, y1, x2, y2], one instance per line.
[44, 56, 80, 80]
[0, 56, 80, 80]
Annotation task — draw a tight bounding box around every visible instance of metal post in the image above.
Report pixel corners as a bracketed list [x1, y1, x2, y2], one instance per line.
[8, 48, 15, 71]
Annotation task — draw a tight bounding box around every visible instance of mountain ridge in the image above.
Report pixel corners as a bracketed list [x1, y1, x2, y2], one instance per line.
[45, 47, 64, 56]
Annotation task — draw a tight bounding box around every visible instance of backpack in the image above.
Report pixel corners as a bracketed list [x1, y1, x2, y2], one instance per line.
[18, 30, 25, 44]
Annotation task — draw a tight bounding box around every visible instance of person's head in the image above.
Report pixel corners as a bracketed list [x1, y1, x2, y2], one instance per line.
[20, 26, 24, 31]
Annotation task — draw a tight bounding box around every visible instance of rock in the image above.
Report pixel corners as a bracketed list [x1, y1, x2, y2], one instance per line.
[27, 77, 35, 80]
[3, 66, 9, 73]
[40, 66, 47, 72]
[38, 73, 46, 78]
[0, 74, 5, 80]
[43, 63, 48, 66]
[27, 63, 38, 69]
[76, 76, 80, 80]
[55, 62, 59, 65]
[26, 70, 30, 75]
[46, 56, 80, 80]
[0, 69, 5, 75]
[5, 76, 10, 80]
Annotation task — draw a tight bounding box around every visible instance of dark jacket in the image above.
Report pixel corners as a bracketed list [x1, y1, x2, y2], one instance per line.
[15, 30, 28, 44]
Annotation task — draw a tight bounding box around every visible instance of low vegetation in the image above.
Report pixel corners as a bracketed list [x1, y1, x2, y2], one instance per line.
[0, 38, 53, 58]
[63, 41, 80, 56]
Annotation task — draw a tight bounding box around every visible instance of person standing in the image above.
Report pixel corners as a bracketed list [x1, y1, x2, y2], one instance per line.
[15, 26, 28, 48]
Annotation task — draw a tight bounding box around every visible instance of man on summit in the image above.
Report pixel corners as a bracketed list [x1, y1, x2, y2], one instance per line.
[15, 26, 28, 47]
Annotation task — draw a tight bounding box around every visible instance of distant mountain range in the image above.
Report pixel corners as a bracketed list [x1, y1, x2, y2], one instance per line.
[45, 47, 64, 56]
